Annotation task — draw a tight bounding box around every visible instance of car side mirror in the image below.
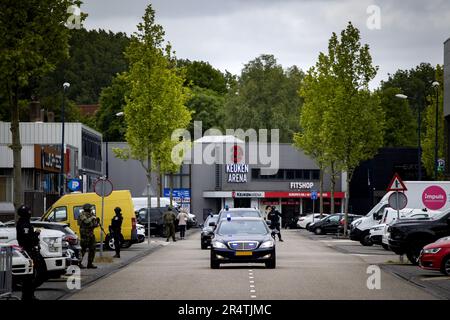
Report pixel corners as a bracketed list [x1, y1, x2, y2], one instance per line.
[209, 222, 216, 227]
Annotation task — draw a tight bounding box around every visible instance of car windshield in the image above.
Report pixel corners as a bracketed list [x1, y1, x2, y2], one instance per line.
[430, 211, 450, 221]
[217, 220, 268, 235]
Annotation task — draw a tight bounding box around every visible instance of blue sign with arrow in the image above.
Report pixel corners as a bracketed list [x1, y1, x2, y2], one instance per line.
[311, 191, 318, 201]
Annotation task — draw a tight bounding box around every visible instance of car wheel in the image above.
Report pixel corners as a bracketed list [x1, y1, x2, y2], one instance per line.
[305, 223, 310, 230]
[406, 247, 421, 265]
[105, 235, 115, 251]
[360, 233, 373, 246]
[314, 228, 322, 235]
[441, 256, 450, 276]
[32, 254, 48, 288]
[382, 244, 389, 250]
[265, 255, 276, 269]
[201, 242, 208, 250]
[210, 258, 220, 269]
[122, 241, 132, 249]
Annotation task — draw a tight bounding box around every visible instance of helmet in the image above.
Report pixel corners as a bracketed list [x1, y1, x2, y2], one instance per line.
[83, 203, 92, 212]
[271, 206, 276, 211]
[17, 205, 31, 217]
[114, 207, 122, 214]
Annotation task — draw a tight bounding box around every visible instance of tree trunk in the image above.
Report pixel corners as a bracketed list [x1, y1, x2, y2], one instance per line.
[10, 83, 22, 218]
[156, 163, 161, 208]
[319, 166, 324, 217]
[343, 172, 352, 236]
[330, 161, 336, 214]
[146, 154, 152, 243]
[169, 174, 174, 207]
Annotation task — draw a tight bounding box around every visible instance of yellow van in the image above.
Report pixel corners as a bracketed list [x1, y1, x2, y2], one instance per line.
[41, 190, 137, 249]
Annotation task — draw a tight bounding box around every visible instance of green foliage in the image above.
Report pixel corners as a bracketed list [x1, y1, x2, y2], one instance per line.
[38, 28, 130, 105]
[422, 65, 444, 179]
[224, 54, 304, 143]
[96, 74, 129, 141]
[377, 87, 417, 147]
[115, 4, 191, 178]
[186, 86, 225, 133]
[178, 59, 228, 94]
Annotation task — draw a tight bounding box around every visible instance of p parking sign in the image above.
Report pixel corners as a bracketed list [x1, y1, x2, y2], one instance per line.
[67, 178, 81, 192]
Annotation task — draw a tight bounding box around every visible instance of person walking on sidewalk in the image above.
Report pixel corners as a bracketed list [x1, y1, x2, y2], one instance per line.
[109, 207, 123, 258]
[177, 208, 189, 240]
[163, 206, 177, 242]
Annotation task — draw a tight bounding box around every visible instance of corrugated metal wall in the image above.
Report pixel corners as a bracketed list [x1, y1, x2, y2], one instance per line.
[0, 145, 35, 168]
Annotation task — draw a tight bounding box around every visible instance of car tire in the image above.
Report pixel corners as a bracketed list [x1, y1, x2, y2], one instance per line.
[440, 256, 450, 276]
[105, 235, 115, 251]
[305, 223, 310, 230]
[406, 247, 421, 265]
[201, 242, 208, 250]
[122, 240, 132, 249]
[360, 233, 373, 246]
[265, 254, 276, 269]
[314, 228, 322, 235]
[32, 254, 48, 288]
[210, 259, 220, 269]
[382, 243, 389, 250]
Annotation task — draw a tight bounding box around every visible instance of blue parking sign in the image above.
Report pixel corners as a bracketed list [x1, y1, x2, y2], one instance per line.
[68, 178, 81, 192]
[311, 191, 318, 200]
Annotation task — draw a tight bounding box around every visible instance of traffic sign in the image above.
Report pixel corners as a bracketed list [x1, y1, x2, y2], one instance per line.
[387, 173, 407, 191]
[311, 191, 318, 201]
[94, 178, 113, 197]
[438, 159, 445, 172]
[388, 192, 408, 210]
[67, 178, 81, 192]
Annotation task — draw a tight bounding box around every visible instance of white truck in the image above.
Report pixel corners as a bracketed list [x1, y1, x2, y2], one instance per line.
[350, 181, 450, 246]
[0, 221, 67, 284]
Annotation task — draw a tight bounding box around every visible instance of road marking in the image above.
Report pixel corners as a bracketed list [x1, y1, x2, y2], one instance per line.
[249, 276, 254, 279]
[250, 295, 257, 298]
[250, 289, 256, 293]
[249, 280, 254, 283]
[421, 276, 450, 281]
[250, 285, 255, 288]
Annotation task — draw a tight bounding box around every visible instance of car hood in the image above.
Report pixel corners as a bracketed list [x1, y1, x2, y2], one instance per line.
[391, 218, 433, 228]
[423, 240, 450, 250]
[202, 227, 214, 233]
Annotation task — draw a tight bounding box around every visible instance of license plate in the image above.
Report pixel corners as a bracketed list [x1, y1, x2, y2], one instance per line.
[235, 251, 252, 256]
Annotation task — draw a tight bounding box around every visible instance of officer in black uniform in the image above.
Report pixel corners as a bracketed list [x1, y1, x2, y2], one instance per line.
[16, 205, 42, 300]
[109, 207, 123, 258]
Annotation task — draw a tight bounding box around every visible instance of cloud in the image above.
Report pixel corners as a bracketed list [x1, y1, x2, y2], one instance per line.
[81, 0, 450, 88]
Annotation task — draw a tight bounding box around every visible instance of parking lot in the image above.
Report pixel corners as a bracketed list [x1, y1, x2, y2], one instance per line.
[66, 229, 442, 300]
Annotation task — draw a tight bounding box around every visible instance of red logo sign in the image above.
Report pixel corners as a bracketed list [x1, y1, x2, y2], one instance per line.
[422, 186, 447, 210]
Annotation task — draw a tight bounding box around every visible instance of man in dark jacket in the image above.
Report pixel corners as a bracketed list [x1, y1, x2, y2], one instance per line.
[16, 205, 42, 300]
[267, 206, 284, 242]
[110, 207, 123, 258]
[162, 207, 177, 242]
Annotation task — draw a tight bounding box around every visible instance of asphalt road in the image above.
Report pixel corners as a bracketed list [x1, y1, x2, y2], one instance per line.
[68, 230, 438, 300]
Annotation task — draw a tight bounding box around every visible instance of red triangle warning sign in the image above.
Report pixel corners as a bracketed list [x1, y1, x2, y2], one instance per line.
[387, 173, 407, 191]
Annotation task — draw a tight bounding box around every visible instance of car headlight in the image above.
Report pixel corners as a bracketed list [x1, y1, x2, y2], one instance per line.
[423, 248, 441, 254]
[43, 237, 61, 252]
[260, 240, 274, 248]
[212, 241, 227, 249]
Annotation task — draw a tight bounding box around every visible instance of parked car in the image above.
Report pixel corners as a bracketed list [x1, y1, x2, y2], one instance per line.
[137, 207, 166, 237]
[9, 245, 34, 285]
[136, 223, 146, 243]
[337, 215, 363, 234]
[200, 215, 218, 249]
[309, 214, 361, 235]
[419, 236, 450, 275]
[388, 211, 450, 264]
[297, 214, 329, 229]
[31, 221, 81, 266]
[210, 217, 276, 269]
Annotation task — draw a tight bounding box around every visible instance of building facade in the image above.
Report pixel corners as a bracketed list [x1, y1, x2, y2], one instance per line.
[0, 122, 102, 217]
[444, 37, 450, 174]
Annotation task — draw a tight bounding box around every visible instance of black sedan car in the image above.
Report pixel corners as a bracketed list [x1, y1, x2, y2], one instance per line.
[200, 214, 218, 249]
[210, 217, 276, 269]
[308, 213, 362, 235]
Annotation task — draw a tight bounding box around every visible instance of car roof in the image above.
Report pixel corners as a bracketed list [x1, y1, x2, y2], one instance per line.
[218, 217, 265, 222]
[220, 208, 260, 212]
[31, 221, 68, 227]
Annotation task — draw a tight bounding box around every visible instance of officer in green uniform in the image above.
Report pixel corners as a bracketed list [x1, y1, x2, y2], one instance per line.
[162, 207, 177, 242]
[78, 203, 99, 268]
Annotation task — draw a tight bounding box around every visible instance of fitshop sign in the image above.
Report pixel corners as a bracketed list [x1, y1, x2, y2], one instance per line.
[290, 182, 314, 190]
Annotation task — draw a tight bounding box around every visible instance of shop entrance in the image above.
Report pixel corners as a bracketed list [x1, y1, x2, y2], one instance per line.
[281, 198, 300, 228]
[234, 198, 251, 208]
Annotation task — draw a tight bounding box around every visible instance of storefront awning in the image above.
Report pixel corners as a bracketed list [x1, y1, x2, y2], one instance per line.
[203, 191, 345, 199]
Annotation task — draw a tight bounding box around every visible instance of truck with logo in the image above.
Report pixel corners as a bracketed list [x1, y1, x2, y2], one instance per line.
[350, 181, 450, 246]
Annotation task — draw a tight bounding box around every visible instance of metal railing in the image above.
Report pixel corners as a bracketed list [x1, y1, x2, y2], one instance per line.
[0, 245, 18, 300]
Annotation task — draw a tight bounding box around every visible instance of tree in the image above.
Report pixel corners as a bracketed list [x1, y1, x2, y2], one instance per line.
[0, 0, 80, 211]
[114, 4, 191, 216]
[178, 59, 228, 94]
[96, 74, 129, 141]
[377, 87, 417, 147]
[319, 22, 385, 234]
[422, 65, 444, 179]
[294, 51, 339, 216]
[186, 86, 225, 133]
[224, 54, 304, 143]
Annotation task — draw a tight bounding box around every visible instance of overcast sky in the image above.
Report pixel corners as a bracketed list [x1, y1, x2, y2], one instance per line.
[81, 0, 450, 88]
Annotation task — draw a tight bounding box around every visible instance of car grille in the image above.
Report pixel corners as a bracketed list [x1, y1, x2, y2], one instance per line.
[227, 241, 259, 250]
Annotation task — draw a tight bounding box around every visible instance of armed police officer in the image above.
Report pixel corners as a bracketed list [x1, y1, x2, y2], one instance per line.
[109, 207, 123, 258]
[78, 203, 99, 268]
[162, 206, 177, 242]
[267, 206, 284, 242]
[16, 205, 42, 300]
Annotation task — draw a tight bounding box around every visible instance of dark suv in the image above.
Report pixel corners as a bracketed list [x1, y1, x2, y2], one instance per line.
[388, 211, 450, 264]
[137, 207, 166, 237]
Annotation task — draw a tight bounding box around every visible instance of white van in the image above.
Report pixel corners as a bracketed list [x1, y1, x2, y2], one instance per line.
[350, 181, 450, 246]
[132, 197, 174, 212]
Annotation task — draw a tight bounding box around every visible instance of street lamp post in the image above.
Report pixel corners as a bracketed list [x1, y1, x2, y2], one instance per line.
[432, 81, 440, 180]
[395, 93, 423, 180]
[60, 82, 70, 196]
[105, 112, 125, 179]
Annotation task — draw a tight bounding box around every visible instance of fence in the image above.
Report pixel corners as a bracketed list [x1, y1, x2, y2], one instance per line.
[0, 245, 18, 300]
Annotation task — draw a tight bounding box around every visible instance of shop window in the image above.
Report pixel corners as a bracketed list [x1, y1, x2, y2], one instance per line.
[47, 206, 67, 222]
[286, 170, 295, 180]
[0, 176, 13, 202]
[312, 170, 320, 180]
